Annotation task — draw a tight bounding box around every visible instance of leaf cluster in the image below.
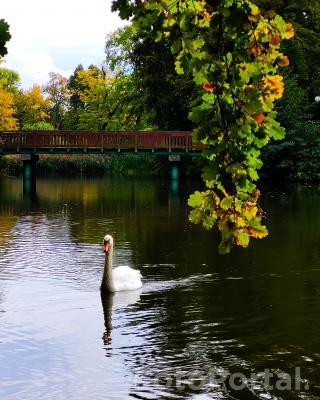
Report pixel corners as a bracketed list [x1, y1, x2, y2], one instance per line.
[0, 19, 11, 58]
[112, 0, 294, 253]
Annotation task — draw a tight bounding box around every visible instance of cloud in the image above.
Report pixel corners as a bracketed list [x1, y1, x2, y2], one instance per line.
[1, 0, 125, 88]
[3, 44, 73, 89]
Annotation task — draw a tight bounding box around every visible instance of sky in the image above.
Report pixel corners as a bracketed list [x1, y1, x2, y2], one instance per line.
[1, 0, 125, 88]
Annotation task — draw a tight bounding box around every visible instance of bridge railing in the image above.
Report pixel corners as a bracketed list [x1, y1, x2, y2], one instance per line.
[0, 130, 203, 152]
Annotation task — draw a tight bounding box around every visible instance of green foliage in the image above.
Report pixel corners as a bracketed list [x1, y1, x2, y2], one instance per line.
[22, 122, 54, 130]
[275, 74, 308, 129]
[256, 0, 320, 101]
[101, 74, 156, 131]
[0, 19, 11, 57]
[104, 26, 195, 131]
[105, 26, 135, 73]
[255, 0, 320, 183]
[68, 58, 155, 131]
[112, 0, 294, 253]
[66, 64, 85, 128]
[262, 121, 320, 182]
[0, 68, 20, 93]
[14, 85, 50, 128]
[127, 32, 196, 130]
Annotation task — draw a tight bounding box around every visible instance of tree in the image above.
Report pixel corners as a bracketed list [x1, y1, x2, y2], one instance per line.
[256, 0, 320, 180]
[256, 0, 320, 30]
[105, 26, 136, 74]
[65, 64, 85, 128]
[0, 68, 20, 93]
[71, 66, 113, 130]
[0, 19, 11, 57]
[14, 85, 51, 128]
[103, 72, 155, 130]
[112, 0, 294, 253]
[128, 33, 195, 130]
[43, 72, 70, 129]
[0, 67, 19, 130]
[256, 0, 320, 102]
[70, 64, 153, 131]
[0, 88, 18, 130]
[106, 26, 195, 130]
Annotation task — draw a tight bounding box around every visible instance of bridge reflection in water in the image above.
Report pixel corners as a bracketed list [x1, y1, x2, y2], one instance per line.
[0, 130, 203, 197]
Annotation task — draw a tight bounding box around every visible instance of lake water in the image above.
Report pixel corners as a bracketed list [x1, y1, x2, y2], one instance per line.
[0, 176, 320, 400]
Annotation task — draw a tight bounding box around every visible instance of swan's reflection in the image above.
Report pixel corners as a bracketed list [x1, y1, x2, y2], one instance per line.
[101, 290, 141, 346]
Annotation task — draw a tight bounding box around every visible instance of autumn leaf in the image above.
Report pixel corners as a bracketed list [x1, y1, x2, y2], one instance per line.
[235, 231, 250, 247]
[202, 10, 212, 24]
[263, 75, 284, 99]
[203, 81, 215, 92]
[245, 225, 268, 239]
[277, 56, 289, 67]
[269, 33, 281, 46]
[254, 113, 264, 126]
[284, 23, 295, 39]
[247, 44, 263, 57]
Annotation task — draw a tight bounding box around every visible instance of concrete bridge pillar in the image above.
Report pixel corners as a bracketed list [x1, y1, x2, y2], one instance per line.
[21, 154, 39, 197]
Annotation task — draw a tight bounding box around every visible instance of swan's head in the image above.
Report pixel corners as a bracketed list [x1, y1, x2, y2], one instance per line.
[103, 234, 113, 253]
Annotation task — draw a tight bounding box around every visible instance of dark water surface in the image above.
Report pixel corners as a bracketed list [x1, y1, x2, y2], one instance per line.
[0, 177, 320, 400]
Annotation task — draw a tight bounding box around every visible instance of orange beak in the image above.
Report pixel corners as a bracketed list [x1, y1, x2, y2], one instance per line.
[103, 243, 110, 253]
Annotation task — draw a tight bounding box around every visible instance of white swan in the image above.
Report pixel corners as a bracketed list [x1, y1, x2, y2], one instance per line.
[101, 234, 142, 292]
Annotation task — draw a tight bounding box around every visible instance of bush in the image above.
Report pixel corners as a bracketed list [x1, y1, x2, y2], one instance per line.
[22, 122, 54, 130]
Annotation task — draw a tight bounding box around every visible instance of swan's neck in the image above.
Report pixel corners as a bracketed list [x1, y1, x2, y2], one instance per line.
[101, 248, 116, 292]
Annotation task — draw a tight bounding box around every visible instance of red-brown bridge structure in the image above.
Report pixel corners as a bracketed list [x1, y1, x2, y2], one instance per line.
[0, 130, 203, 156]
[0, 130, 204, 195]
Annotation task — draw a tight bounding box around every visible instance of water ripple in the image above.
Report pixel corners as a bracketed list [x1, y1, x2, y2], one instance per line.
[1, 179, 320, 399]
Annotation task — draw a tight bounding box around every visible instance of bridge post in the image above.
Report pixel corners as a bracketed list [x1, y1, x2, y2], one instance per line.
[21, 154, 39, 197]
[169, 155, 180, 180]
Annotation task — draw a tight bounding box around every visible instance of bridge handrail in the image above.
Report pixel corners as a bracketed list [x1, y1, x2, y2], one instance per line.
[0, 130, 203, 151]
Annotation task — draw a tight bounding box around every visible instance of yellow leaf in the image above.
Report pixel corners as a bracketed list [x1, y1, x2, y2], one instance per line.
[283, 23, 294, 39]
[0, 88, 18, 129]
[263, 75, 284, 99]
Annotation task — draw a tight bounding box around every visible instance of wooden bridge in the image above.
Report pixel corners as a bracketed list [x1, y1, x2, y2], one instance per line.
[0, 130, 204, 196]
[0, 130, 203, 156]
